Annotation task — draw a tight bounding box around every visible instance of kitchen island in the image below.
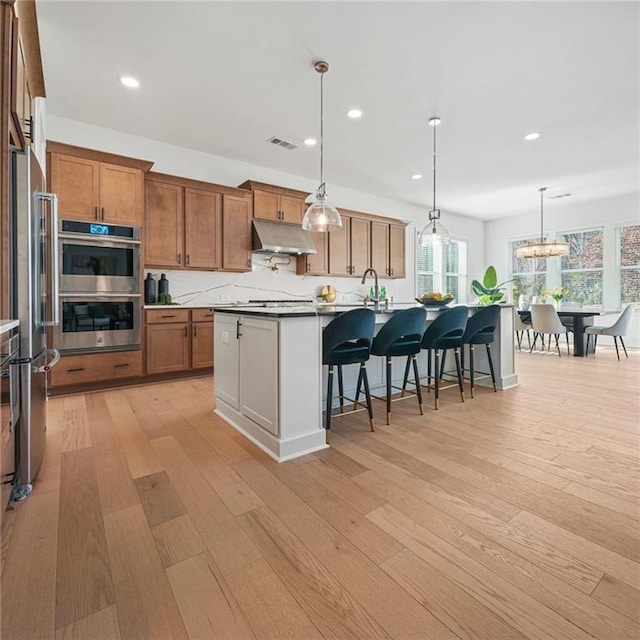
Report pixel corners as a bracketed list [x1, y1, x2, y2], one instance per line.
[213, 304, 517, 461]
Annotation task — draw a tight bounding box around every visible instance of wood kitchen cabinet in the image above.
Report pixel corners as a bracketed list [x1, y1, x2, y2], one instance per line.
[145, 308, 214, 375]
[371, 220, 406, 279]
[192, 308, 214, 369]
[238, 180, 308, 225]
[145, 175, 222, 270]
[296, 230, 328, 275]
[48, 143, 153, 227]
[222, 194, 252, 271]
[328, 213, 371, 277]
[145, 173, 250, 272]
[145, 309, 191, 374]
[49, 350, 143, 388]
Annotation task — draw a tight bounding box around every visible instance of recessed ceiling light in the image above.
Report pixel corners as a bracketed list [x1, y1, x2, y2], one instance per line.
[524, 132, 540, 141]
[347, 108, 363, 119]
[120, 76, 140, 88]
[411, 174, 423, 180]
[303, 138, 317, 146]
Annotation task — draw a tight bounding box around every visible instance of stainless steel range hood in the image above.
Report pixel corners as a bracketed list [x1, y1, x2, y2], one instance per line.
[251, 219, 317, 255]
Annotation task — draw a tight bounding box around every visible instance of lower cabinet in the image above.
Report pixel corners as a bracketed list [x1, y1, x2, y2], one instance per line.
[214, 314, 278, 435]
[145, 308, 214, 375]
[50, 350, 143, 388]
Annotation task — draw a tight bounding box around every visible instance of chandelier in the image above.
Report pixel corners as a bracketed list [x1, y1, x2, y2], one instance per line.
[515, 187, 569, 258]
[302, 61, 342, 232]
[418, 117, 449, 247]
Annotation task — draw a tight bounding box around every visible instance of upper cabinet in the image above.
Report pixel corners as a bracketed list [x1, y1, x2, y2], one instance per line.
[145, 172, 251, 272]
[238, 180, 307, 225]
[48, 142, 153, 227]
[371, 220, 406, 279]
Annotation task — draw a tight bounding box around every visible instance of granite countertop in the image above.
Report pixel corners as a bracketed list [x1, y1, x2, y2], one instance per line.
[0, 319, 19, 335]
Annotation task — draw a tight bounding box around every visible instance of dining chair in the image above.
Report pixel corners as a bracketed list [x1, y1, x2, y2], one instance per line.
[322, 308, 376, 439]
[529, 304, 570, 356]
[585, 304, 635, 360]
[514, 312, 531, 351]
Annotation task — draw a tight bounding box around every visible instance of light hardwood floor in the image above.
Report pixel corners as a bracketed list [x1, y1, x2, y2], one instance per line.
[1, 346, 639, 639]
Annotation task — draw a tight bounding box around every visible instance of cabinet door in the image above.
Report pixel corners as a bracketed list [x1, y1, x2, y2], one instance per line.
[214, 314, 240, 409]
[144, 181, 184, 268]
[146, 323, 190, 374]
[389, 224, 406, 278]
[328, 215, 351, 276]
[184, 188, 222, 270]
[280, 195, 305, 224]
[297, 231, 328, 275]
[99, 163, 143, 226]
[239, 317, 278, 435]
[222, 195, 252, 271]
[192, 322, 214, 369]
[371, 221, 390, 277]
[350, 217, 371, 277]
[51, 154, 100, 221]
[253, 190, 280, 221]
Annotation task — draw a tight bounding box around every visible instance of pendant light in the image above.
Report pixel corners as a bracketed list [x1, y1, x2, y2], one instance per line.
[418, 116, 449, 247]
[302, 61, 342, 232]
[515, 187, 570, 258]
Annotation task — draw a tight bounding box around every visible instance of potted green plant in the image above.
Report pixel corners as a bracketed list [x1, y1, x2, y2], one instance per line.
[471, 266, 513, 305]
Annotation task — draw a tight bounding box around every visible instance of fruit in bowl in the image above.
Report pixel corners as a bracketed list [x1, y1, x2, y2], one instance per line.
[415, 292, 454, 306]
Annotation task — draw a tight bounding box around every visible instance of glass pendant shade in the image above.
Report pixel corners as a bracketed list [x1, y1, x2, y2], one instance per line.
[302, 185, 342, 232]
[303, 60, 342, 233]
[418, 210, 449, 247]
[418, 117, 448, 248]
[515, 187, 570, 259]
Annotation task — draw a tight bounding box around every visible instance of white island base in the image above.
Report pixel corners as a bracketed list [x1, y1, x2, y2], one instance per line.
[214, 312, 327, 462]
[214, 304, 517, 462]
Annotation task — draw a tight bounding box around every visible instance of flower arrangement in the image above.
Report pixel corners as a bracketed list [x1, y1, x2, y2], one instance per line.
[543, 286, 570, 303]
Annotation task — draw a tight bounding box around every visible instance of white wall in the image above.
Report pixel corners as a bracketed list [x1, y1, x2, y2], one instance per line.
[485, 193, 640, 348]
[48, 115, 485, 305]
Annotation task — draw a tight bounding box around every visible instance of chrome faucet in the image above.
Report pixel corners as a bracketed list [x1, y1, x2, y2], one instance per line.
[361, 268, 379, 303]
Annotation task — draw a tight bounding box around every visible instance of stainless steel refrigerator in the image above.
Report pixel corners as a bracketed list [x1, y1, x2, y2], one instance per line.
[9, 146, 60, 499]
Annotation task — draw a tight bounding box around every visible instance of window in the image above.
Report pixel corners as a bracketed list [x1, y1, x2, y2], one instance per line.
[559, 229, 603, 306]
[416, 239, 467, 302]
[619, 224, 640, 304]
[511, 238, 547, 300]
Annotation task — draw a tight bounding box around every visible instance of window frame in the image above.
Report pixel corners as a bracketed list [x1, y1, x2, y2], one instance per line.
[616, 222, 640, 308]
[415, 233, 468, 303]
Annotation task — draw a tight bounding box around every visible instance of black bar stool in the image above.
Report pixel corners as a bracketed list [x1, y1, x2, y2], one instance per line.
[370, 307, 427, 424]
[461, 305, 500, 397]
[323, 308, 376, 441]
[404, 306, 468, 410]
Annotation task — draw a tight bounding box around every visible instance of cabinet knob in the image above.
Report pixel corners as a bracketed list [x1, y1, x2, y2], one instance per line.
[101, 207, 105, 221]
[113, 363, 130, 368]
[94, 206, 99, 220]
[193, 325, 197, 336]
[186, 254, 190, 266]
[177, 253, 182, 264]
[184, 326, 188, 337]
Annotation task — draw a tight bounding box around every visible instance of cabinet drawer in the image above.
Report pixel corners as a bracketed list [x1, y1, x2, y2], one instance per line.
[146, 309, 190, 324]
[191, 308, 214, 323]
[51, 350, 142, 387]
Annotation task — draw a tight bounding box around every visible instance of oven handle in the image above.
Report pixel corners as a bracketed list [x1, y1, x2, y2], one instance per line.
[40, 192, 60, 326]
[58, 293, 142, 299]
[32, 348, 61, 373]
[57, 234, 141, 246]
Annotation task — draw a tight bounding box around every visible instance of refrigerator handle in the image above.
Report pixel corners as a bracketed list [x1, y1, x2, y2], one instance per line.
[40, 192, 60, 326]
[33, 348, 61, 374]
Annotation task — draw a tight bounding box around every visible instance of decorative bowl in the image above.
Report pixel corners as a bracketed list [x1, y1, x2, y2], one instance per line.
[415, 294, 454, 307]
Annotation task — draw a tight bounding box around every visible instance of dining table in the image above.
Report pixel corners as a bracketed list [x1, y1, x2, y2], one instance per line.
[517, 309, 600, 357]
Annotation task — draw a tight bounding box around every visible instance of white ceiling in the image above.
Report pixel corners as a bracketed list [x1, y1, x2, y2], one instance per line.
[37, 1, 639, 220]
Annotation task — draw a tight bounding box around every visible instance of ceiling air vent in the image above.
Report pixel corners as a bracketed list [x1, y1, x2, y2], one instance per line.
[549, 192, 573, 200]
[267, 136, 298, 151]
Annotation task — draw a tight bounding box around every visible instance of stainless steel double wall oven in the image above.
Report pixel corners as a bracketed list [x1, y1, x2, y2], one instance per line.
[54, 220, 141, 352]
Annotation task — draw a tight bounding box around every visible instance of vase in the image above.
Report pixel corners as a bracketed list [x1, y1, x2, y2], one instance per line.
[554, 299, 561, 310]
